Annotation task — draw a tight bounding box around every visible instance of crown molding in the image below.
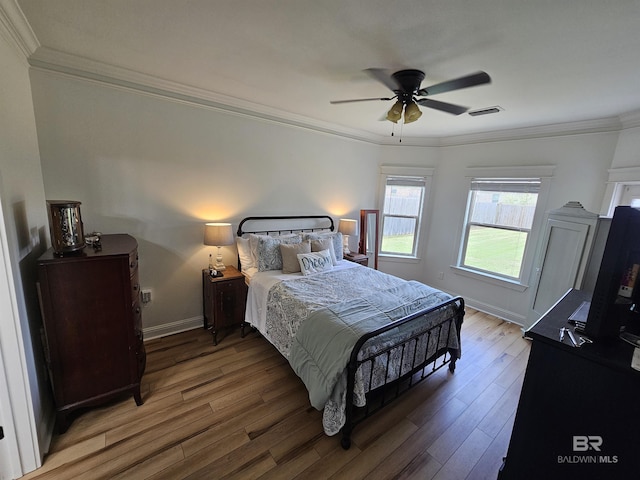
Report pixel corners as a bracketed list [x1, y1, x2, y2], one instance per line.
[0, 0, 39, 59]
[27, 46, 638, 148]
[28, 47, 388, 145]
[438, 116, 624, 147]
[620, 109, 640, 130]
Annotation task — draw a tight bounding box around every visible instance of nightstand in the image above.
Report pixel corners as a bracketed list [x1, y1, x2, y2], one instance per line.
[202, 265, 248, 345]
[343, 252, 369, 266]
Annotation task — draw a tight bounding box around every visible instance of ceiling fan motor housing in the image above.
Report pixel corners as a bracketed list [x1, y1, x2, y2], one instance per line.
[391, 69, 426, 101]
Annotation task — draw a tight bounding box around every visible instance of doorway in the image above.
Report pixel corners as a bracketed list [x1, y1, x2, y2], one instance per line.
[620, 184, 640, 207]
[0, 231, 20, 479]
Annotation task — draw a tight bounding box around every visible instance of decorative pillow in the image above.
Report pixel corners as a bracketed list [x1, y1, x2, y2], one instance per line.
[249, 233, 299, 269]
[310, 238, 338, 265]
[280, 241, 311, 274]
[236, 236, 254, 271]
[304, 232, 343, 262]
[256, 235, 302, 271]
[297, 249, 333, 276]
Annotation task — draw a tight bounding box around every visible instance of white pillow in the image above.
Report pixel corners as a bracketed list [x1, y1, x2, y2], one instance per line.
[236, 237, 254, 271]
[297, 249, 333, 275]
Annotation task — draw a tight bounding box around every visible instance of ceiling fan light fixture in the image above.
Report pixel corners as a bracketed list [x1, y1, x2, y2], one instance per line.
[386, 100, 403, 123]
[403, 101, 422, 124]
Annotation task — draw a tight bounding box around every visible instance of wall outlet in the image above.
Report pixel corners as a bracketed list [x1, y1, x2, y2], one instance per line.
[141, 289, 152, 304]
[437, 272, 445, 280]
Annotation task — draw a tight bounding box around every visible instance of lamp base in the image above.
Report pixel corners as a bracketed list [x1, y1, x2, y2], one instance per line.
[215, 247, 226, 271]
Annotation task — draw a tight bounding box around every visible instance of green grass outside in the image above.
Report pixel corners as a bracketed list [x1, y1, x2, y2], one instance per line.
[463, 225, 527, 278]
[381, 234, 414, 255]
[382, 226, 527, 278]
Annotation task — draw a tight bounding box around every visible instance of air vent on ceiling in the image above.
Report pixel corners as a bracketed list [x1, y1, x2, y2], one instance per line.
[468, 106, 503, 116]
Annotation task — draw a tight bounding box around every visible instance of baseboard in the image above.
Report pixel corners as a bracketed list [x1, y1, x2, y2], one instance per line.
[459, 296, 526, 327]
[143, 316, 203, 340]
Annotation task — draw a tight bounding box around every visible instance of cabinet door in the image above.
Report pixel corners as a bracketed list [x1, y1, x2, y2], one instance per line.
[214, 281, 241, 329]
[530, 219, 589, 322]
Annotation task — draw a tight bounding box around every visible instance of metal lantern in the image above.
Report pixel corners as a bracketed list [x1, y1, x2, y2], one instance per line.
[46, 200, 86, 255]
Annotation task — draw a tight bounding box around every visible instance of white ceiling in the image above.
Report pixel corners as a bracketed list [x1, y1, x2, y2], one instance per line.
[16, 0, 640, 141]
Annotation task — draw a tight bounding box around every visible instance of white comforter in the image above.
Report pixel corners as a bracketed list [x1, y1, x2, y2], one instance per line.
[245, 260, 358, 336]
[244, 262, 459, 435]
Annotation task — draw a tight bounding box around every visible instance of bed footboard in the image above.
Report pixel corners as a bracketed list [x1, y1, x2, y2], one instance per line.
[340, 296, 464, 450]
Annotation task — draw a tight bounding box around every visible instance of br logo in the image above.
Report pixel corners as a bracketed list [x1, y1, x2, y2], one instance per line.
[573, 435, 603, 452]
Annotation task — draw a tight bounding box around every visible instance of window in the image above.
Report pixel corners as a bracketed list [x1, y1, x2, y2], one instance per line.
[459, 178, 541, 281]
[380, 175, 426, 257]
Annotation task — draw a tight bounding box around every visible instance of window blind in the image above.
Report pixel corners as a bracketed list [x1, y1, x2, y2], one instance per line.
[470, 178, 541, 193]
[386, 176, 426, 187]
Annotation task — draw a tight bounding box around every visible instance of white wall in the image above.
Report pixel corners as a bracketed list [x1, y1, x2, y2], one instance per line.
[421, 133, 617, 324]
[611, 125, 640, 169]
[29, 68, 627, 330]
[30, 70, 381, 334]
[0, 29, 50, 476]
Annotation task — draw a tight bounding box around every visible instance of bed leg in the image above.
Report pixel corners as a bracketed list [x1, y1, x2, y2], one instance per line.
[341, 432, 352, 450]
[449, 358, 457, 373]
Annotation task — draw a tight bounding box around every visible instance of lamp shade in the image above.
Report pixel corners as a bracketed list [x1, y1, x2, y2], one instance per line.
[386, 100, 403, 123]
[204, 223, 234, 246]
[338, 219, 357, 236]
[403, 101, 422, 124]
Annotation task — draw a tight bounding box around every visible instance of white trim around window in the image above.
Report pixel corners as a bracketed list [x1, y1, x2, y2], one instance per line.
[452, 165, 555, 289]
[378, 165, 434, 260]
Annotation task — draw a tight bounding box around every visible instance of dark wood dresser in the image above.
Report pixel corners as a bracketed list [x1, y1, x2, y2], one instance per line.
[499, 289, 640, 479]
[37, 234, 145, 432]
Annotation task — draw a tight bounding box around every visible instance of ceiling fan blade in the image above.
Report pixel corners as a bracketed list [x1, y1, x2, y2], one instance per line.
[330, 97, 394, 104]
[364, 68, 400, 92]
[417, 71, 491, 96]
[416, 98, 469, 115]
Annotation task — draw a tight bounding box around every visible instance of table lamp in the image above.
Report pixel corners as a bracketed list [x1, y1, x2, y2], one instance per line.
[204, 222, 234, 273]
[338, 219, 357, 255]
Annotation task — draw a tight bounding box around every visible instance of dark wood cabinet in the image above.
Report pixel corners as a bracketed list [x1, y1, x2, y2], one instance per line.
[499, 289, 640, 479]
[202, 265, 247, 345]
[37, 234, 145, 432]
[344, 252, 369, 266]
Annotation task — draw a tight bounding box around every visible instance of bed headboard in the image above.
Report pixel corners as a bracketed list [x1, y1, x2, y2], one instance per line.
[237, 215, 335, 237]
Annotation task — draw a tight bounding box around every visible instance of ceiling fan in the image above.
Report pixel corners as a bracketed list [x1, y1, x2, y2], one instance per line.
[330, 69, 491, 124]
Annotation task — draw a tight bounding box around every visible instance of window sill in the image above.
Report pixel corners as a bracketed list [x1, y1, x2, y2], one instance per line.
[450, 266, 529, 292]
[379, 254, 422, 264]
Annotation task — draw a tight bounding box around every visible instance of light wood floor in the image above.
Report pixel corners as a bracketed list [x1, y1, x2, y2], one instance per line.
[22, 308, 530, 480]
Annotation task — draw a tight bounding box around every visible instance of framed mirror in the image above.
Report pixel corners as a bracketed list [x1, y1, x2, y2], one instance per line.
[359, 209, 379, 269]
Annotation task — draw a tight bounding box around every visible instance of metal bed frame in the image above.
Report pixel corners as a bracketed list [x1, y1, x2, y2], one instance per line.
[237, 215, 464, 450]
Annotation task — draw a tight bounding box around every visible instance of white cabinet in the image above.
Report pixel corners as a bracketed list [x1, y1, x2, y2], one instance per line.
[527, 202, 598, 327]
